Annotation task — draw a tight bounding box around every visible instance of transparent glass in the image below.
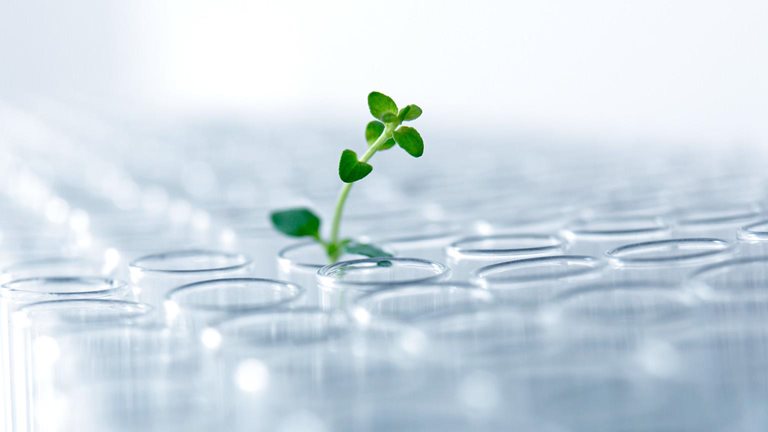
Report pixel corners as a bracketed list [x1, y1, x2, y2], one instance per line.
[0, 256, 119, 284]
[165, 278, 304, 334]
[687, 256, 768, 304]
[11, 299, 153, 432]
[736, 219, 768, 256]
[379, 228, 464, 263]
[672, 203, 763, 240]
[210, 309, 419, 432]
[472, 255, 606, 307]
[317, 258, 450, 310]
[606, 238, 734, 283]
[560, 215, 671, 257]
[351, 282, 496, 326]
[0, 277, 130, 432]
[49, 326, 217, 432]
[445, 234, 566, 280]
[129, 249, 252, 307]
[276, 241, 371, 307]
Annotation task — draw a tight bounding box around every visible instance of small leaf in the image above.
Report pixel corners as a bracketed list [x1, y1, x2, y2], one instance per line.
[393, 126, 424, 157]
[344, 241, 393, 258]
[365, 121, 385, 145]
[270, 208, 321, 238]
[380, 138, 396, 150]
[368, 91, 398, 121]
[399, 104, 422, 121]
[338, 149, 373, 183]
[381, 112, 398, 123]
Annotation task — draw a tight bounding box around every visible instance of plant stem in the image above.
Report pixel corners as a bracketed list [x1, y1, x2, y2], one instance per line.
[328, 124, 396, 260]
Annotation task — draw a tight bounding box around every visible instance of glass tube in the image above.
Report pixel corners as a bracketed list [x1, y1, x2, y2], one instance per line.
[351, 282, 496, 326]
[47, 325, 216, 432]
[606, 238, 734, 284]
[0, 277, 130, 432]
[668, 311, 768, 430]
[209, 309, 418, 432]
[316, 258, 450, 311]
[686, 256, 768, 307]
[736, 219, 768, 257]
[0, 256, 119, 284]
[276, 241, 373, 307]
[129, 249, 252, 307]
[472, 255, 606, 307]
[560, 215, 671, 257]
[672, 203, 763, 241]
[11, 299, 152, 432]
[542, 281, 698, 373]
[445, 234, 566, 280]
[164, 278, 304, 335]
[378, 228, 465, 263]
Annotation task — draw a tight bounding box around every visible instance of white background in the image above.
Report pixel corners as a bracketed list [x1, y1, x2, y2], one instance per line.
[1, 0, 766, 145]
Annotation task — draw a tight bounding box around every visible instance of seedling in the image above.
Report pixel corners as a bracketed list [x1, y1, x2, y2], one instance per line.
[270, 91, 424, 262]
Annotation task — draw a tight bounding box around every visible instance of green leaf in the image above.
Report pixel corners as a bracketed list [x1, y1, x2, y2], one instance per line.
[393, 126, 424, 157]
[399, 104, 422, 121]
[380, 138, 396, 150]
[344, 241, 393, 258]
[368, 91, 398, 121]
[365, 121, 385, 145]
[270, 208, 321, 238]
[338, 149, 373, 183]
[381, 112, 398, 123]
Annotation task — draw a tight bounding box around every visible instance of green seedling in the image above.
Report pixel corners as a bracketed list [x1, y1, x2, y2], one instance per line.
[270, 91, 424, 262]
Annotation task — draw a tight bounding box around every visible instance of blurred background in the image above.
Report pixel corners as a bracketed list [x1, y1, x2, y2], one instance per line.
[1, 0, 766, 146]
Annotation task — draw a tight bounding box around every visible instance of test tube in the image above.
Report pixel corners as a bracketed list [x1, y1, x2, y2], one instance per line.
[472, 255, 606, 307]
[445, 233, 566, 280]
[560, 215, 671, 257]
[316, 257, 450, 311]
[0, 277, 130, 432]
[276, 241, 373, 307]
[164, 278, 304, 335]
[10, 299, 152, 432]
[129, 249, 253, 307]
[606, 238, 734, 284]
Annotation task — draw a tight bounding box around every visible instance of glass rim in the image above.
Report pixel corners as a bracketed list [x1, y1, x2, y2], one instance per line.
[277, 240, 394, 271]
[317, 257, 450, 288]
[446, 233, 565, 258]
[674, 204, 763, 227]
[606, 238, 732, 267]
[688, 255, 768, 283]
[166, 277, 304, 312]
[471, 255, 605, 285]
[737, 218, 768, 241]
[351, 282, 497, 325]
[129, 249, 252, 274]
[15, 299, 153, 327]
[0, 276, 127, 298]
[560, 215, 670, 239]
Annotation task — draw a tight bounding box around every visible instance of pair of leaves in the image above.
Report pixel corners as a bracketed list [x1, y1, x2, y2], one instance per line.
[365, 121, 423, 158]
[269, 208, 390, 258]
[368, 92, 422, 123]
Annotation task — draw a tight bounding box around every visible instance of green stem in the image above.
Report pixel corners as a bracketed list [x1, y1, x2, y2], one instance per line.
[328, 123, 396, 260]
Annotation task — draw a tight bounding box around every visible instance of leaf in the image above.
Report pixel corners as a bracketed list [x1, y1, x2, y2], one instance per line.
[270, 208, 321, 238]
[380, 138, 396, 150]
[344, 241, 393, 258]
[393, 126, 424, 157]
[368, 91, 398, 121]
[338, 149, 373, 183]
[381, 112, 398, 123]
[399, 104, 422, 121]
[365, 121, 385, 145]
